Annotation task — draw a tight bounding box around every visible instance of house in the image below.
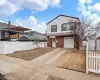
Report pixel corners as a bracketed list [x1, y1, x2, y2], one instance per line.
[87, 22, 100, 50]
[0, 21, 31, 41]
[18, 31, 47, 42]
[0, 21, 47, 54]
[47, 15, 79, 48]
[94, 22, 100, 50]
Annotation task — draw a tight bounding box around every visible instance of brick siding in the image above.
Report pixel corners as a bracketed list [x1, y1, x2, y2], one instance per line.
[47, 35, 77, 48]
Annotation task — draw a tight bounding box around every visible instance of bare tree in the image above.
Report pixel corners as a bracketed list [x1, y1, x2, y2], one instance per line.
[70, 16, 99, 50]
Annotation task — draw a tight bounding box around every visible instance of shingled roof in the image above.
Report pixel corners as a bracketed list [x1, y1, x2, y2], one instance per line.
[47, 14, 79, 25]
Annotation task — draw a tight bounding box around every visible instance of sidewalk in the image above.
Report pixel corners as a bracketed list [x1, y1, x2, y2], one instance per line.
[0, 49, 100, 80]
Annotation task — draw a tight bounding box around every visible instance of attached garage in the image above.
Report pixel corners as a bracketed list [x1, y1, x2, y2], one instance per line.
[48, 36, 75, 48]
[64, 37, 74, 48]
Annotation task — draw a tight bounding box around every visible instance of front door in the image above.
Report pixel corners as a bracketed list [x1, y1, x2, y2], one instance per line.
[52, 38, 56, 47]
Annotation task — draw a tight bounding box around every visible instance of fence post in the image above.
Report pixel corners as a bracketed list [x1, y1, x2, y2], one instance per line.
[86, 42, 89, 73]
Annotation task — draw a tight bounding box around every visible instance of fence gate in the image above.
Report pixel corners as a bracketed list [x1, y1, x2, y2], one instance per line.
[86, 43, 100, 74]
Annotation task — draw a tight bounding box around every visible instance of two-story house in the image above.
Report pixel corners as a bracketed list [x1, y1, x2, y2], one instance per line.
[47, 15, 79, 48]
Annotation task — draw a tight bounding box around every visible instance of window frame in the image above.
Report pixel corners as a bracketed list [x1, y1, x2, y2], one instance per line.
[70, 22, 77, 30]
[61, 23, 71, 31]
[51, 25, 57, 32]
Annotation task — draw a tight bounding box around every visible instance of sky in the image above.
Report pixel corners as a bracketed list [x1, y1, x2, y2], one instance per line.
[0, 0, 100, 33]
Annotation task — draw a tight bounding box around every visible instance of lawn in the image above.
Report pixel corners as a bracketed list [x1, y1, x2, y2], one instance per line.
[57, 50, 86, 72]
[6, 48, 55, 61]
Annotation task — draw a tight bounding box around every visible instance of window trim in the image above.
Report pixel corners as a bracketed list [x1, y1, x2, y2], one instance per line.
[61, 23, 71, 31]
[51, 25, 57, 32]
[61, 22, 77, 31]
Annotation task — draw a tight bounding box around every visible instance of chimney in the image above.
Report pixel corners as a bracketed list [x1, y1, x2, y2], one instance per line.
[8, 21, 11, 27]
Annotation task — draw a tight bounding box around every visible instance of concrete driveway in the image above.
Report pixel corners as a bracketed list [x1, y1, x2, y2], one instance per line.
[0, 48, 100, 80]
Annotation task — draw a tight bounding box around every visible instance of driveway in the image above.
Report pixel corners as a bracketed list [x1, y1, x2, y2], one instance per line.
[0, 48, 100, 80]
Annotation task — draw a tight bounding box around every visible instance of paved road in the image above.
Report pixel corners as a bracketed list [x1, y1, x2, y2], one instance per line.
[0, 48, 100, 80]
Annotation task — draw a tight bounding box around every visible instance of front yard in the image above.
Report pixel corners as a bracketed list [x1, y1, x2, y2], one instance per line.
[6, 48, 55, 61]
[6, 48, 86, 72]
[57, 50, 86, 72]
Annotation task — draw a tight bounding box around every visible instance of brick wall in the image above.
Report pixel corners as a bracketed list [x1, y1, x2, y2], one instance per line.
[47, 35, 77, 48]
[56, 36, 64, 48]
[47, 37, 52, 47]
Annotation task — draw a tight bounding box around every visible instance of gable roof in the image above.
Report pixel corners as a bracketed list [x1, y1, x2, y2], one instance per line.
[47, 15, 79, 25]
[18, 35, 47, 41]
[23, 31, 43, 35]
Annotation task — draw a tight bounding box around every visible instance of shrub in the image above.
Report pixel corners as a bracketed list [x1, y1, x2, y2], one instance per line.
[0, 73, 7, 80]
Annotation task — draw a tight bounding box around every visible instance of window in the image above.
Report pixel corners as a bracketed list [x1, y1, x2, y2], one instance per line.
[70, 22, 76, 30]
[51, 25, 57, 32]
[62, 23, 70, 31]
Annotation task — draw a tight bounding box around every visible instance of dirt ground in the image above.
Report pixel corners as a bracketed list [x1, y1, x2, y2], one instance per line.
[7, 48, 86, 72]
[6, 48, 55, 61]
[47, 75, 65, 80]
[57, 50, 86, 72]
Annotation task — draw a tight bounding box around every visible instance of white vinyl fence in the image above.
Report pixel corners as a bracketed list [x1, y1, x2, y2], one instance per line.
[86, 43, 100, 74]
[0, 41, 47, 54]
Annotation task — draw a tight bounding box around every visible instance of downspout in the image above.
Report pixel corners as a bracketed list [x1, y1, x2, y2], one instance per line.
[95, 39, 97, 51]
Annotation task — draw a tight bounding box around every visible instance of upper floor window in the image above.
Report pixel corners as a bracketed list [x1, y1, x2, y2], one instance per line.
[70, 22, 76, 30]
[62, 23, 70, 31]
[62, 22, 77, 31]
[51, 25, 57, 32]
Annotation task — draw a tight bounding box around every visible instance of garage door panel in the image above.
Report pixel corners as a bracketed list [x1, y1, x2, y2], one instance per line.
[64, 37, 74, 48]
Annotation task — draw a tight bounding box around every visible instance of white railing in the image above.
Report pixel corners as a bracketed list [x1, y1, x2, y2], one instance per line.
[0, 41, 47, 54]
[86, 43, 100, 74]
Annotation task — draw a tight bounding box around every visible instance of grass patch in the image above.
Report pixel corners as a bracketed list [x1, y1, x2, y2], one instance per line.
[57, 50, 86, 72]
[7, 48, 55, 61]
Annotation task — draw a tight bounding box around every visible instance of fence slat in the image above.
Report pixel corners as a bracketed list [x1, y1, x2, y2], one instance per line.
[87, 50, 100, 74]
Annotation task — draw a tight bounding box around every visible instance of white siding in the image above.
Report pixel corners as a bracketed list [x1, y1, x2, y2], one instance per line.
[47, 16, 79, 35]
[96, 40, 100, 50]
[88, 40, 95, 50]
[88, 40, 100, 50]
[96, 30, 100, 38]
[96, 22, 100, 38]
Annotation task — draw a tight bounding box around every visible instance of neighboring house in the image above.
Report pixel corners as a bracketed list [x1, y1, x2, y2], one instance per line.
[47, 15, 79, 48]
[87, 22, 100, 50]
[0, 21, 31, 41]
[18, 31, 47, 42]
[95, 22, 100, 50]
[88, 34, 96, 50]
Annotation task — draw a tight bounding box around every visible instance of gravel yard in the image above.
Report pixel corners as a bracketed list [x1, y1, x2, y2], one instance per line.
[6, 48, 55, 61]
